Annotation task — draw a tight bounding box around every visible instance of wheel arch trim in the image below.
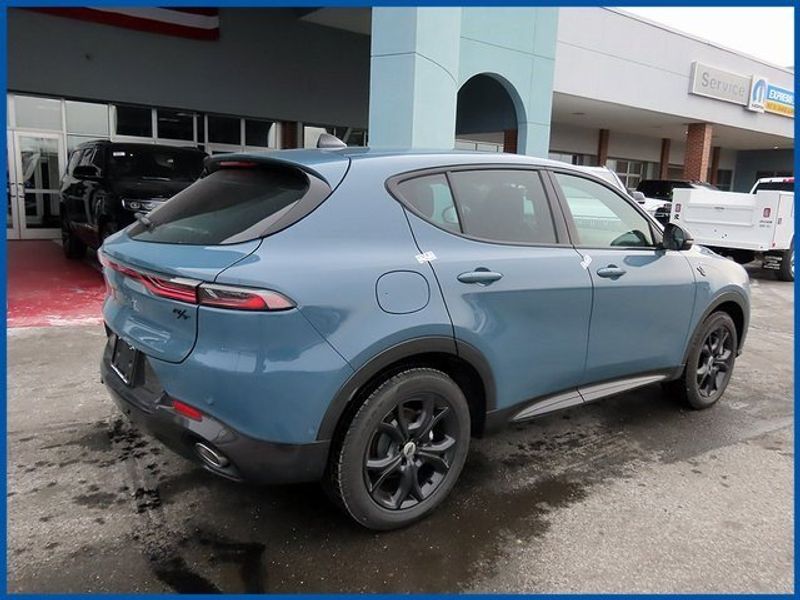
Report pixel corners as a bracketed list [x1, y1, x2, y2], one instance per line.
[683, 290, 749, 364]
[315, 336, 496, 441]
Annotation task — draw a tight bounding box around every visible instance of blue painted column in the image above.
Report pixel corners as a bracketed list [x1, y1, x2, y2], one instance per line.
[368, 8, 462, 149]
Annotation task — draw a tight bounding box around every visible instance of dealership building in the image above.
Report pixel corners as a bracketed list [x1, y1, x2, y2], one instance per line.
[7, 7, 794, 240]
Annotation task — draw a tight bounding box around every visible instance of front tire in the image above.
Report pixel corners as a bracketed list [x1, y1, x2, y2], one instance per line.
[326, 368, 471, 530]
[666, 312, 738, 410]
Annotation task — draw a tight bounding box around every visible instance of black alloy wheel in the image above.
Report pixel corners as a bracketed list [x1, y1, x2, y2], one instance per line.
[664, 311, 738, 410]
[326, 368, 471, 530]
[696, 324, 735, 400]
[364, 394, 458, 510]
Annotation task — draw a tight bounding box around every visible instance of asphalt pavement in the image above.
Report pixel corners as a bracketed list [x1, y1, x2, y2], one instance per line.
[7, 265, 794, 593]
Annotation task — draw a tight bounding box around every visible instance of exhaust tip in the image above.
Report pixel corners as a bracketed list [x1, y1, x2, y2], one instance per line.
[194, 442, 230, 469]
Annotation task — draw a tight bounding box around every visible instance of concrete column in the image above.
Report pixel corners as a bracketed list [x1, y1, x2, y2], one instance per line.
[683, 123, 713, 181]
[659, 138, 671, 179]
[368, 8, 462, 149]
[596, 129, 609, 166]
[709, 146, 721, 185]
[503, 129, 518, 154]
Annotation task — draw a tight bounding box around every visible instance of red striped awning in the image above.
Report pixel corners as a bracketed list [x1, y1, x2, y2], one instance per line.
[30, 7, 220, 40]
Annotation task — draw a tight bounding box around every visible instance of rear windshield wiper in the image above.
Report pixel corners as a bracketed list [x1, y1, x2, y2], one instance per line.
[135, 213, 156, 231]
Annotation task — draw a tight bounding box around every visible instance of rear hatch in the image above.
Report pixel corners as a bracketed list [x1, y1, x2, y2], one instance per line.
[101, 151, 349, 363]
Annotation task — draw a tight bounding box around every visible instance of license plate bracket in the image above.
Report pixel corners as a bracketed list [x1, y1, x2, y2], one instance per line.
[111, 335, 138, 385]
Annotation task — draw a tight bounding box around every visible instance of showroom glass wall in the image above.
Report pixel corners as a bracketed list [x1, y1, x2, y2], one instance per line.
[6, 93, 279, 239]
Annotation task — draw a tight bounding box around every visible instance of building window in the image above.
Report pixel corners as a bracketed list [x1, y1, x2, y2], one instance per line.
[65, 101, 109, 136]
[157, 109, 194, 141]
[607, 158, 657, 191]
[245, 119, 274, 147]
[548, 151, 596, 166]
[208, 115, 241, 145]
[115, 105, 153, 138]
[715, 169, 733, 191]
[14, 95, 63, 131]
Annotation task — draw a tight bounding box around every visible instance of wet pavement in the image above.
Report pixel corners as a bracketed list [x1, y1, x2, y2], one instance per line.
[7, 265, 794, 593]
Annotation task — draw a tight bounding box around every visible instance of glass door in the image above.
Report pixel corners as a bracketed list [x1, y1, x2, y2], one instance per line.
[7, 131, 21, 239]
[10, 131, 65, 239]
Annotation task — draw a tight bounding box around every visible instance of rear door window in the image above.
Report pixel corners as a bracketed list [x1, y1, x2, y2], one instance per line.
[396, 174, 460, 232]
[449, 170, 557, 244]
[129, 167, 316, 245]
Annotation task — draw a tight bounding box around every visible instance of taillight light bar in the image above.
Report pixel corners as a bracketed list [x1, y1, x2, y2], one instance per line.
[198, 283, 294, 311]
[99, 252, 294, 311]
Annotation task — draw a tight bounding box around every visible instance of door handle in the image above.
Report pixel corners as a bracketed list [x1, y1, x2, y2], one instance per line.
[596, 265, 627, 279]
[457, 269, 503, 285]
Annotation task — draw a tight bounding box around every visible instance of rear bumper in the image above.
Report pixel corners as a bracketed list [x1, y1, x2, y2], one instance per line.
[101, 356, 330, 485]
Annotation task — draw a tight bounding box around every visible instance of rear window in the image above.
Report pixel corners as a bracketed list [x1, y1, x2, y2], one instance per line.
[129, 167, 314, 245]
[637, 180, 690, 200]
[109, 146, 205, 181]
[754, 181, 795, 192]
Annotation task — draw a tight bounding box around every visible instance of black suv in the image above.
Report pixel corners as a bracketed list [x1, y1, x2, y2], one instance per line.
[60, 141, 207, 258]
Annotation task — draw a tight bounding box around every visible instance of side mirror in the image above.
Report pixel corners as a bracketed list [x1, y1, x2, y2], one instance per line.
[661, 222, 693, 251]
[73, 165, 101, 180]
[631, 191, 646, 204]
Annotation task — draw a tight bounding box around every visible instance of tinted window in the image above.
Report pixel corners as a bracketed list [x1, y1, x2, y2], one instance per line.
[157, 109, 194, 141]
[79, 146, 105, 171]
[115, 105, 152, 137]
[108, 146, 204, 181]
[450, 170, 557, 244]
[129, 167, 310, 245]
[245, 119, 274, 147]
[67, 148, 84, 176]
[398, 174, 460, 232]
[753, 181, 794, 192]
[556, 173, 654, 248]
[637, 180, 690, 200]
[208, 115, 241, 145]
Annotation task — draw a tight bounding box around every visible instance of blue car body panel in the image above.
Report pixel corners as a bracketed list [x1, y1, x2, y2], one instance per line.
[100, 148, 751, 456]
[148, 306, 353, 443]
[578, 248, 697, 384]
[404, 210, 592, 409]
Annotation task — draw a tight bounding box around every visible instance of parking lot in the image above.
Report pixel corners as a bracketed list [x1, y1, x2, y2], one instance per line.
[7, 248, 794, 593]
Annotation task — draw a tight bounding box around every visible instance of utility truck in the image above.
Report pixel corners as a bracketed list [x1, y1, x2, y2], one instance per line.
[670, 177, 794, 281]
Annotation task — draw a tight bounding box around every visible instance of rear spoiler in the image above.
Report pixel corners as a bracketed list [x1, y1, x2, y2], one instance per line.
[204, 151, 350, 188]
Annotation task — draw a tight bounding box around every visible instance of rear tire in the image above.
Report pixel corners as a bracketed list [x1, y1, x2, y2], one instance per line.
[61, 217, 86, 260]
[778, 240, 794, 282]
[664, 312, 738, 410]
[325, 368, 471, 530]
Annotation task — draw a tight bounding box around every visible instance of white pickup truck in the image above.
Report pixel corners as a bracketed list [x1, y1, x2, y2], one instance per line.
[670, 177, 794, 281]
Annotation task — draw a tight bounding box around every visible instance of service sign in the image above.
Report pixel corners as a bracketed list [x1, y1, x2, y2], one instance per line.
[689, 62, 750, 106]
[764, 84, 794, 118]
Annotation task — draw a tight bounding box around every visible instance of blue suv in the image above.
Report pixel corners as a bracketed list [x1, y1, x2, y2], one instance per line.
[100, 145, 750, 530]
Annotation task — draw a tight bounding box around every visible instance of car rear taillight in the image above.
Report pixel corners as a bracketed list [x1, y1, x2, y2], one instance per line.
[99, 252, 294, 311]
[100, 254, 198, 303]
[763, 207, 772, 218]
[674, 203, 682, 213]
[198, 283, 295, 311]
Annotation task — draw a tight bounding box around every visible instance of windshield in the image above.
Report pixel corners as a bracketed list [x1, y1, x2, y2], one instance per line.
[109, 146, 205, 181]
